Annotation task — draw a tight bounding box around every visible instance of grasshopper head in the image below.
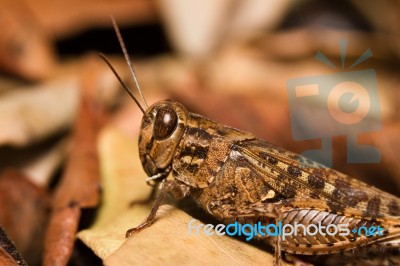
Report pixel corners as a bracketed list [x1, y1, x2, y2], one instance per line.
[138, 100, 188, 181]
[99, 20, 188, 183]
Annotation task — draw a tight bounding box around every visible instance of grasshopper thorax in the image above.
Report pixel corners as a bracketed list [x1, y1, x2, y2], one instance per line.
[138, 100, 188, 181]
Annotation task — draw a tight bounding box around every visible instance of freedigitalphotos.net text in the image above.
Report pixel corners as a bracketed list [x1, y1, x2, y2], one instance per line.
[187, 219, 384, 241]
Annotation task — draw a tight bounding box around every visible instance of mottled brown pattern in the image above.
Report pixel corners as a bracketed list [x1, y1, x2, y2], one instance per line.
[309, 191, 320, 199]
[343, 190, 368, 207]
[277, 174, 285, 181]
[227, 185, 238, 196]
[332, 188, 345, 200]
[267, 156, 278, 165]
[133, 99, 400, 260]
[287, 165, 302, 177]
[179, 144, 209, 160]
[326, 199, 345, 213]
[259, 151, 268, 160]
[367, 197, 381, 215]
[186, 126, 213, 141]
[389, 200, 400, 216]
[288, 154, 299, 160]
[282, 183, 296, 198]
[335, 179, 350, 189]
[307, 172, 325, 189]
[186, 164, 199, 174]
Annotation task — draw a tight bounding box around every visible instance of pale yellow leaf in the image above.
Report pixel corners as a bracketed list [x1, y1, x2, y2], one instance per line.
[0, 76, 80, 147]
[78, 126, 151, 258]
[104, 205, 283, 266]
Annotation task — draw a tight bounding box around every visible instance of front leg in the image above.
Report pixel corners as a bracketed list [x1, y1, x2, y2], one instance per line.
[126, 179, 191, 237]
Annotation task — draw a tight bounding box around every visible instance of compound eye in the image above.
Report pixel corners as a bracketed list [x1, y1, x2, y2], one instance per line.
[153, 107, 178, 140]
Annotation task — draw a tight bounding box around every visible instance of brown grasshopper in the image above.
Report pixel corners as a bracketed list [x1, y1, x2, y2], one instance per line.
[100, 18, 400, 265]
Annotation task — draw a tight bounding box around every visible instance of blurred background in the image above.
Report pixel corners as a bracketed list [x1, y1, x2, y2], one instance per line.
[1, 0, 400, 265]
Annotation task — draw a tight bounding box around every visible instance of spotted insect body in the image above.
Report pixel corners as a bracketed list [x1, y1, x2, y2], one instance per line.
[132, 99, 400, 262]
[101, 18, 400, 265]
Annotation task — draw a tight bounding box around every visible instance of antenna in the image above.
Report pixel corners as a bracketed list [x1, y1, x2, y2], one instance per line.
[98, 53, 145, 114]
[111, 16, 149, 109]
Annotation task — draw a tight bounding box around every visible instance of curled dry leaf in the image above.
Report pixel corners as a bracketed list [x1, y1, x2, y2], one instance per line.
[78, 126, 285, 265]
[0, 76, 80, 147]
[0, 137, 69, 187]
[0, 56, 122, 148]
[0, 170, 46, 266]
[43, 204, 81, 266]
[0, 227, 27, 266]
[0, 247, 20, 266]
[43, 59, 107, 266]
[0, 0, 55, 81]
[20, 137, 70, 187]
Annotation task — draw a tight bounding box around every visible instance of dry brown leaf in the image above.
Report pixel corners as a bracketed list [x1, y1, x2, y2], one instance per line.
[0, 136, 69, 187]
[0, 75, 80, 147]
[0, 55, 123, 148]
[49, 60, 107, 209]
[0, 170, 46, 265]
[77, 126, 285, 265]
[0, 247, 20, 266]
[43, 204, 81, 266]
[0, 0, 55, 80]
[23, 0, 157, 38]
[0, 226, 27, 266]
[43, 59, 107, 266]
[20, 137, 70, 186]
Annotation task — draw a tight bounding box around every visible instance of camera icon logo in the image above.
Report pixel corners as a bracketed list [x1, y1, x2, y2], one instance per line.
[286, 40, 381, 167]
